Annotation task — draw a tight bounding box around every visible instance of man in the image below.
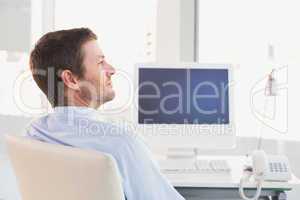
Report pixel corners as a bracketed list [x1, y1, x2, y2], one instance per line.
[26, 28, 185, 200]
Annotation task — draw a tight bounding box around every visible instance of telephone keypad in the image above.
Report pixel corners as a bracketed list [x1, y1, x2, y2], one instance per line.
[269, 162, 288, 173]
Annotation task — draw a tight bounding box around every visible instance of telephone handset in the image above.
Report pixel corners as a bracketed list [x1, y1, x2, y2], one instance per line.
[239, 150, 292, 200]
[252, 150, 292, 182]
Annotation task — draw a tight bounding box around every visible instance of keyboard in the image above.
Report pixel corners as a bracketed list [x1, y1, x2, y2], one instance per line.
[160, 159, 231, 174]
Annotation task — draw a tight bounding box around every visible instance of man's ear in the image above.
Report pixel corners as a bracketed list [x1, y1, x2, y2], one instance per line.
[60, 70, 80, 90]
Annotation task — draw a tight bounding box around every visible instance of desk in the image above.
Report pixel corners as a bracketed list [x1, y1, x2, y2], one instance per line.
[159, 156, 299, 200]
[169, 172, 299, 200]
[175, 187, 287, 200]
[171, 175, 295, 200]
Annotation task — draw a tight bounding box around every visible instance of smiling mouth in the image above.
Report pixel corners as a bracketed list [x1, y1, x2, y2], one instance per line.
[107, 82, 113, 87]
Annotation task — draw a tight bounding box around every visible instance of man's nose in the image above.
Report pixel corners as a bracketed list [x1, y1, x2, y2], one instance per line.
[105, 63, 116, 76]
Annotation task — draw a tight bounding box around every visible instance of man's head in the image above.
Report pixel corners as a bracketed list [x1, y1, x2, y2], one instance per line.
[30, 28, 115, 108]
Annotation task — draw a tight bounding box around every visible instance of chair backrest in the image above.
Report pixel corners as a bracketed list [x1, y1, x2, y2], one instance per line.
[5, 135, 124, 200]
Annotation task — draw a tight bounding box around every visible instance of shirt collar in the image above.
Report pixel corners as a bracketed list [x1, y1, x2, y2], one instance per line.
[53, 106, 101, 120]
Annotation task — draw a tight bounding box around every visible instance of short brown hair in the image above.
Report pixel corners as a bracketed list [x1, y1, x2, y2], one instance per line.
[30, 28, 97, 107]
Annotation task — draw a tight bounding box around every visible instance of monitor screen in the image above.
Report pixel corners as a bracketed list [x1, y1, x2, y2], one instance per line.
[138, 68, 229, 124]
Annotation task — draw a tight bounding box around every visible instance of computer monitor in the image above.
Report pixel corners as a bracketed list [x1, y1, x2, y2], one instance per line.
[134, 63, 235, 149]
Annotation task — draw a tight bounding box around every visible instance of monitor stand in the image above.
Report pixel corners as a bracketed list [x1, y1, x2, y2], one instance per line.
[166, 147, 197, 160]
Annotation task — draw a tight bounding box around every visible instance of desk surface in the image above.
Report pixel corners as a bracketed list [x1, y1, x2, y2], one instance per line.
[158, 155, 300, 190]
[169, 175, 297, 190]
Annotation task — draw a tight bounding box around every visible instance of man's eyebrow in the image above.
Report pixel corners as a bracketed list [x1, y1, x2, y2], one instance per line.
[96, 55, 105, 59]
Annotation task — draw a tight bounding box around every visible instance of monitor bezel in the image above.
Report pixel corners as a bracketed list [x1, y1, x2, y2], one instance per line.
[133, 62, 235, 149]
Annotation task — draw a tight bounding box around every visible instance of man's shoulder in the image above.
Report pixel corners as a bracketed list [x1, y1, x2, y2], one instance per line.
[26, 115, 48, 131]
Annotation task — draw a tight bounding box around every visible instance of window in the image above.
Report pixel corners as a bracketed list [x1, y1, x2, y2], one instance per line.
[55, 0, 157, 116]
[0, 0, 47, 117]
[197, 0, 300, 140]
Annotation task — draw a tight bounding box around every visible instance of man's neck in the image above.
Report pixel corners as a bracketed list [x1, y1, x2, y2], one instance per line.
[59, 94, 101, 109]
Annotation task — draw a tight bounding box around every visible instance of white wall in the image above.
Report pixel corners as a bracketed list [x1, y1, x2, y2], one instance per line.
[196, 0, 300, 141]
[54, 0, 157, 120]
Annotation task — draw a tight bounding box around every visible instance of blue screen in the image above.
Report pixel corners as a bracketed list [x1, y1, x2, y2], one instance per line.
[138, 68, 229, 124]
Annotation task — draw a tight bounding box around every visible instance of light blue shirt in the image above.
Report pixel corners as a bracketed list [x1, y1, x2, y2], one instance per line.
[26, 106, 185, 200]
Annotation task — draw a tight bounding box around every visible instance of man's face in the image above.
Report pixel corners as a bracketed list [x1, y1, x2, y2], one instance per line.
[79, 40, 115, 107]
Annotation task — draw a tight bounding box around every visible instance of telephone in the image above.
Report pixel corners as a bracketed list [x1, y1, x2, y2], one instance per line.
[239, 150, 292, 200]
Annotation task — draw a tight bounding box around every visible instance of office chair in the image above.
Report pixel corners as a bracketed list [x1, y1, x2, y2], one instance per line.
[5, 135, 125, 200]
